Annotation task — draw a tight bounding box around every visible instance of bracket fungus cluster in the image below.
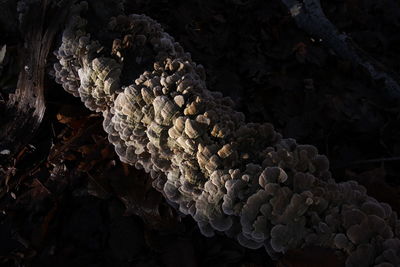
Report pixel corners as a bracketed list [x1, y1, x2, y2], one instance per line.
[53, 2, 400, 266]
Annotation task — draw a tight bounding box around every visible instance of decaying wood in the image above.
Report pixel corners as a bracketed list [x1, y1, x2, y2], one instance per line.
[0, 0, 72, 164]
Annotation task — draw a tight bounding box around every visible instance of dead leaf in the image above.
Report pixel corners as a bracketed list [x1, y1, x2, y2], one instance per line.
[110, 166, 179, 230]
[87, 172, 112, 199]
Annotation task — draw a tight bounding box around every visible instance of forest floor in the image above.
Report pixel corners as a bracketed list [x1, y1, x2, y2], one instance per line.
[1, 0, 400, 266]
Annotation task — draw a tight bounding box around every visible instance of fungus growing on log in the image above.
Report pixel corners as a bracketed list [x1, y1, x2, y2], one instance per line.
[53, 2, 400, 266]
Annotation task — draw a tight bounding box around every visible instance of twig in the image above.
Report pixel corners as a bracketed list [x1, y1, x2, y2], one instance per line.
[281, 0, 400, 100]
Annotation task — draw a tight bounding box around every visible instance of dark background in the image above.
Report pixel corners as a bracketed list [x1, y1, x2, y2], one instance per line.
[1, 0, 400, 266]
